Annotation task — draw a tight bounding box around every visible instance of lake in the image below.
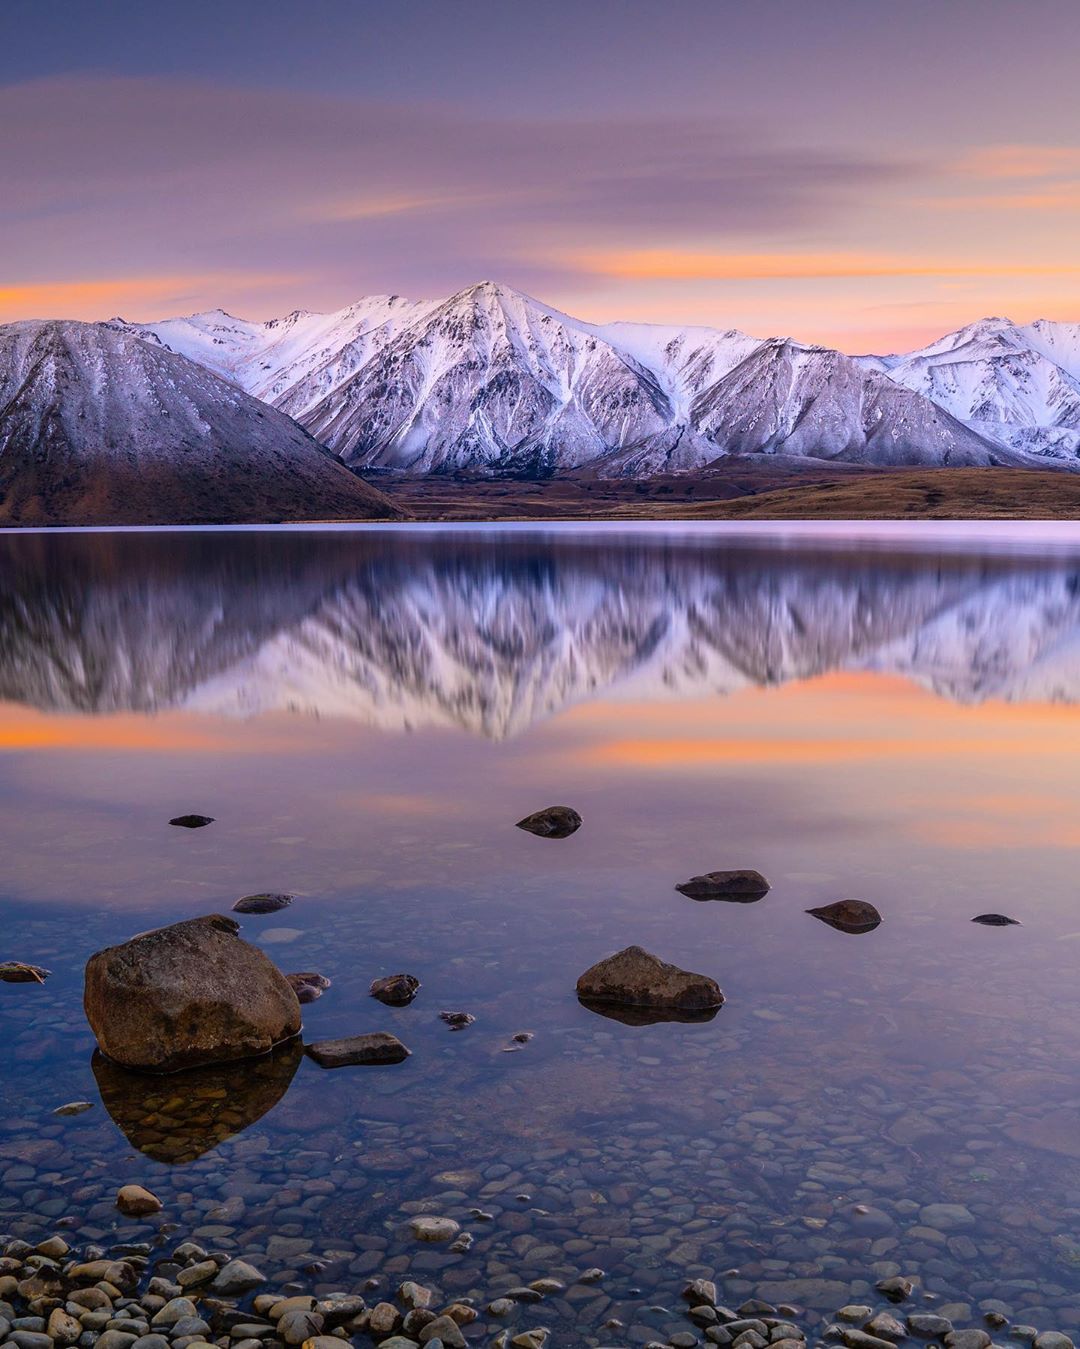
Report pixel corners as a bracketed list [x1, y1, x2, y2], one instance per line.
[2, 523, 1080, 1346]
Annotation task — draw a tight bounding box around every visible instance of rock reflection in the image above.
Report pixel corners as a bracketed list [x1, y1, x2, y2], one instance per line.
[577, 997, 721, 1026]
[91, 1038, 303, 1163]
[0, 529, 1079, 737]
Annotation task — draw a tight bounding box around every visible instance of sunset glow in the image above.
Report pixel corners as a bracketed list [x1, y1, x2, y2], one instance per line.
[2, 0, 1078, 350]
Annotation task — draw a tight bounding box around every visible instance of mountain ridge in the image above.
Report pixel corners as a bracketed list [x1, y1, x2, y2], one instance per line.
[115, 284, 1059, 478]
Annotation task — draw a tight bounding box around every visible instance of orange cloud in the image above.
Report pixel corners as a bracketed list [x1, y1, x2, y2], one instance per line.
[955, 144, 1080, 180]
[572, 249, 1080, 283]
[0, 273, 306, 322]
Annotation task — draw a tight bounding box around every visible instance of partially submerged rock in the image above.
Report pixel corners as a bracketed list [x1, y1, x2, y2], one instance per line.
[169, 814, 214, 828]
[440, 1010, 475, 1030]
[0, 961, 50, 983]
[576, 945, 723, 1012]
[84, 914, 302, 1072]
[306, 1032, 410, 1068]
[409, 1216, 460, 1242]
[676, 869, 770, 901]
[370, 973, 421, 1005]
[233, 893, 294, 915]
[116, 1184, 162, 1217]
[52, 1100, 94, 1116]
[972, 913, 1021, 926]
[806, 900, 882, 933]
[287, 971, 331, 1004]
[515, 805, 582, 838]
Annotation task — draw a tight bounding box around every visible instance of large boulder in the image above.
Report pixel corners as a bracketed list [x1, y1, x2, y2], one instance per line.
[576, 945, 723, 1013]
[84, 914, 302, 1072]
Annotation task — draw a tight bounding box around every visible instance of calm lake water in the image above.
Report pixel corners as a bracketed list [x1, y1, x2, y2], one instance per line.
[2, 524, 1080, 1344]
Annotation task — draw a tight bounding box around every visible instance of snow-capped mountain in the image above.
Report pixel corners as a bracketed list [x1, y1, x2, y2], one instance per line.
[2, 531, 1079, 736]
[0, 320, 402, 525]
[118, 284, 1018, 477]
[863, 317, 1080, 460]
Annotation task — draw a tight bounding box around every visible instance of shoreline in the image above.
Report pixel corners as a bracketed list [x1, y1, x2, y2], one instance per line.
[1, 1224, 1076, 1349]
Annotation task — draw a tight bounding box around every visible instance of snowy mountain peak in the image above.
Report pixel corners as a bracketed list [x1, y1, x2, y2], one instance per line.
[108, 285, 1080, 476]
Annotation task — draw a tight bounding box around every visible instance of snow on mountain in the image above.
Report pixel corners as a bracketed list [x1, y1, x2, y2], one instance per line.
[126, 284, 1049, 476]
[0, 319, 402, 525]
[863, 317, 1080, 461]
[690, 338, 1014, 466]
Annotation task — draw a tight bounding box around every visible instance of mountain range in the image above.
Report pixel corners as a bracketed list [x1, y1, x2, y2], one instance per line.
[2, 287, 1080, 525]
[118, 283, 1080, 475]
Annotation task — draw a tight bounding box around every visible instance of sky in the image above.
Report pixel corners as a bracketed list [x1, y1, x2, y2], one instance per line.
[2, 0, 1080, 351]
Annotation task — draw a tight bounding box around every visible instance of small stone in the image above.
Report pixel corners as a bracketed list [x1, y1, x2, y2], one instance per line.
[409, 1216, 460, 1242]
[971, 913, 1021, 926]
[839, 1309, 874, 1324]
[576, 944, 723, 1012]
[210, 1261, 266, 1295]
[398, 1283, 433, 1310]
[419, 1316, 465, 1347]
[367, 1303, 400, 1335]
[0, 962, 50, 983]
[908, 1316, 954, 1339]
[877, 1277, 915, 1302]
[685, 1280, 719, 1306]
[371, 974, 421, 1005]
[233, 892, 294, 914]
[176, 1261, 217, 1288]
[865, 1313, 906, 1341]
[806, 900, 882, 933]
[52, 1101, 94, 1116]
[306, 1032, 410, 1067]
[515, 805, 581, 838]
[47, 1310, 83, 1346]
[677, 869, 770, 901]
[116, 1185, 162, 1217]
[1033, 1337, 1073, 1349]
[945, 1334, 990, 1349]
[151, 1300, 199, 1328]
[169, 815, 214, 828]
[439, 1011, 475, 1029]
[278, 1310, 323, 1345]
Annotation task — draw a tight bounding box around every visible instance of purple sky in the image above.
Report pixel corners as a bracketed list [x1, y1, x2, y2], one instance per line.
[3, 0, 1079, 350]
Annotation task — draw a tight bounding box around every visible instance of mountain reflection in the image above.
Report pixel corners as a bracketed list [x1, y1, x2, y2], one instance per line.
[0, 530, 1078, 737]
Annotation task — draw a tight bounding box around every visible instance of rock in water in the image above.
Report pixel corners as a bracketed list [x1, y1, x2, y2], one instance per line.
[676, 869, 770, 901]
[305, 1032, 411, 1068]
[169, 814, 214, 829]
[370, 973, 421, 1005]
[84, 914, 302, 1072]
[576, 945, 723, 1012]
[116, 1184, 162, 1217]
[0, 961, 50, 983]
[806, 900, 882, 933]
[233, 893, 294, 914]
[286, 970, 331, 1004]
[972, 913, 1021, 926]
[515, 806, 582, 838]
[439, 1010, 475, 1030]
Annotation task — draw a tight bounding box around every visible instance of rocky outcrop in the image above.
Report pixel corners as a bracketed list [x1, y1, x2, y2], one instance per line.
[84, 914, 302, 1072]
[576, 945, 723, 1013]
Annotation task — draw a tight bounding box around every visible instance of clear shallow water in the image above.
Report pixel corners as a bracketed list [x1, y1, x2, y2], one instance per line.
[2, 526, 1080, 1343]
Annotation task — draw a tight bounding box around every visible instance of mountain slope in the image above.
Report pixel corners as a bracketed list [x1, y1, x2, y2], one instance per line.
[0, 320, 403, 525]
[864, 318, 1080, 460]
[127, 285, 1044, 478]
[692, 339, 1015, 466]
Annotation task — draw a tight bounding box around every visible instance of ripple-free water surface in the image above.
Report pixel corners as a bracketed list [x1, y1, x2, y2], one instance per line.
[2, 525, 1080, 1342]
